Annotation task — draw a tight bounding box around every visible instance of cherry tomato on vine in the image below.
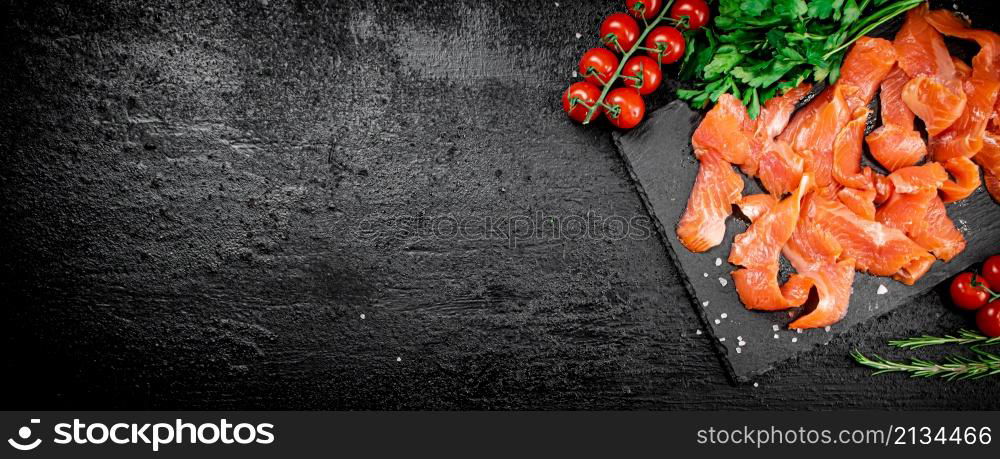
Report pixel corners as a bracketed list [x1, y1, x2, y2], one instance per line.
[562, 82, 602, 123]
[950, 272, 992, 311]
[600, 13, 640, 53]
[982, 255, 1000, 288]
[578, 48, 619, 87]
[645, 26, 685, 64]
[604, 87, 645, 129]
[977, 300, 1000, 337]
[625, 0, 662, 20]
[670, 0, 710, 30]
[622, 55, 662, 95]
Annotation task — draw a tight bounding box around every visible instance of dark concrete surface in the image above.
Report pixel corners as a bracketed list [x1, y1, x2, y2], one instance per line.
[1, 0, 997, 409]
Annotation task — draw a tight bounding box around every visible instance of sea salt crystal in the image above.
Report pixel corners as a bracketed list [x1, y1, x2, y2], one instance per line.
[396, 356, 402, 362]
[572, 70, 578, 77]
[825, 326, 831, 332]
[704, 272, 709, 277]
[791, 337, 798, 343]
[773, 334, 779, 339]
[555, 2, 560, 6]
[714, 319, 721, 324]
[719, 337, 726, 342]
[360, 313, 366, 320]
[736, 347, 742, 354]
[796, 328, 802, 334]
[696, 329, 702, 335]
[720, 313, 728, 319]
[715, 257, 722, 266]
[772, 324, 779, 332]
[702, 301, 710, 307]
[575, 32, 582, 39]
[877, 284, 888, 295]
[719, 277, 728, 287]
[753, 382, 759, 388]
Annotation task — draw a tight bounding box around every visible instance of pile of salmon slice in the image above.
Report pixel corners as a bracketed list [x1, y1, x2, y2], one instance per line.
[676, 6, 1000, 330]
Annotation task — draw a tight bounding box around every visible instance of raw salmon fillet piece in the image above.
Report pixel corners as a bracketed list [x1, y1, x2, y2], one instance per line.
[730, 177, 813, 310]
[866, 66, 927, 171]
[837, 186, 877, 220]
[780, 85, 855, 196]
[691, 94, 758, 165]
[783, 218, 856, 330]
[939, 156, 982, 203]
[909, 196, 966, 261]
[676, 150, 744, 252]
[744, 84, 812, 195]
[804, 194, 935, 285]
[888, 162, 948, 194]
[832, 108, 871, 189]
[895, 7, 966, 136]
[836, 37, 897, 113]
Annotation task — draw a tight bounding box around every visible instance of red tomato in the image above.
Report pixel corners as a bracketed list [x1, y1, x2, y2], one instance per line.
[622, 56, 662, 95]
[645, 26, 685, 64]
[982, 255, 1000, 288]
[604, 87, 645, 129]
[950, 272, 992, 311]
[578, 48, 619, 87]
[670, 0, 711, 30]
[562, 82, 602, 123]
[976, 300, 1000, 337]
[625, 0, 662, 20]
[600, 13, 640, 53]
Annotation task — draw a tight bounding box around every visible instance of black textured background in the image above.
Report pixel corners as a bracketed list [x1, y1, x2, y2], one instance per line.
[1, 0, 997, 409]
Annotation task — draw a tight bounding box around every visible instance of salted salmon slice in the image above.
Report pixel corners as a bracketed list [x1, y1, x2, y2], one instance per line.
[833, 108, 871, 189]
[939, 156, 982, 203]
[929, 77, 1000, 161]
[871, 171, 894, 205]
[974, 133, 1000, 200]
[744, 84, 812, 195]
[803, 193, 934, 285]
[895, 7, 966, 136]
[837, 37, 898, 113]
[888, 162, 948, 194]
[756, 141, 807, 197]
[909, 196, 967, 262]
[866, 66, 927, 171]
[676, 149, 744, 252]
[691, 94, 758, 165]
[781, 85, 855, 196]
[755, 84, 814, 141]
[880, 66, 916, 129]
[730, 176, 814, 310]
[737, 194, 777, 222]
[925, 9, 1000, 80]
[837, 186, 877, 220]
[782, 217, 856, 330]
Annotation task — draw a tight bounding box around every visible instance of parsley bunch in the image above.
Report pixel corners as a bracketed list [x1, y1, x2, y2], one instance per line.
[677, 0, 923, 118]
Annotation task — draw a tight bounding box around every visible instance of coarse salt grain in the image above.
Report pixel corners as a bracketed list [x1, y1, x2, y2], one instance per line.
[753, 382, 759, 388]
[715, 257, 722, 266]
[772, 324, 779, 331]
[360, 313, 366, 320]
[396, 357, 402, 362]
[773, 334, 779, 339]
[791, 337, 798, 343]
[825, 326, 831, 332]
[719, 337, 726, 342]
[704, 272, 709, 277]
[877, 284, 888, 295]
[572, 71, 578, 77]
[719, 277, 728, 287]
[796, 328, 802, 334]
[696, 329, 702, 335]
[721, 313, 728, 319]
[702, 301, 710, 307]
[736, 347, 742, 353]
[714, 319, 721, 324]
[575, 32, 582, 39]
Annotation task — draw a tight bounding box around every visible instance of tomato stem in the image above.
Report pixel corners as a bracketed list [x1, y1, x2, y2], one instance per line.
[583, 0, 677, 124]
[971, 274, 1000, 302]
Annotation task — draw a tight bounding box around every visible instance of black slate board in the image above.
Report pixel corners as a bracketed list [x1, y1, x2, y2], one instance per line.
[614, 100, 1000, 381]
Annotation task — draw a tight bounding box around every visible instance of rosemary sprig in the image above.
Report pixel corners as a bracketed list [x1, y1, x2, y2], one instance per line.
[852, 350, 1000, 380]
[888, 329, 1000, 350]
[853, 330, 1000, 380]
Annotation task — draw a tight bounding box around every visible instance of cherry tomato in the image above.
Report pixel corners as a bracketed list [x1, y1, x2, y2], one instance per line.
[645, 26, 686, 65]
[977, 300, 1000, 337]
[578, 48, 619, 87]
[982, 255, 1000, 288]
[950, 272, 992, 311]
[670, 0, 711, 30]
[604, 87, 645, 129]
[622, 56, 662, 95]
[562, 82, 602, 123]
[626, 0, 662, 20]
[600, 13, 640, 53]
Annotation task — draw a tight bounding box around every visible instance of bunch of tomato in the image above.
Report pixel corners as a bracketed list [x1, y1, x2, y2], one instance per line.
[562, 0, 710, 129]
[949, 255, 1000, 337]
